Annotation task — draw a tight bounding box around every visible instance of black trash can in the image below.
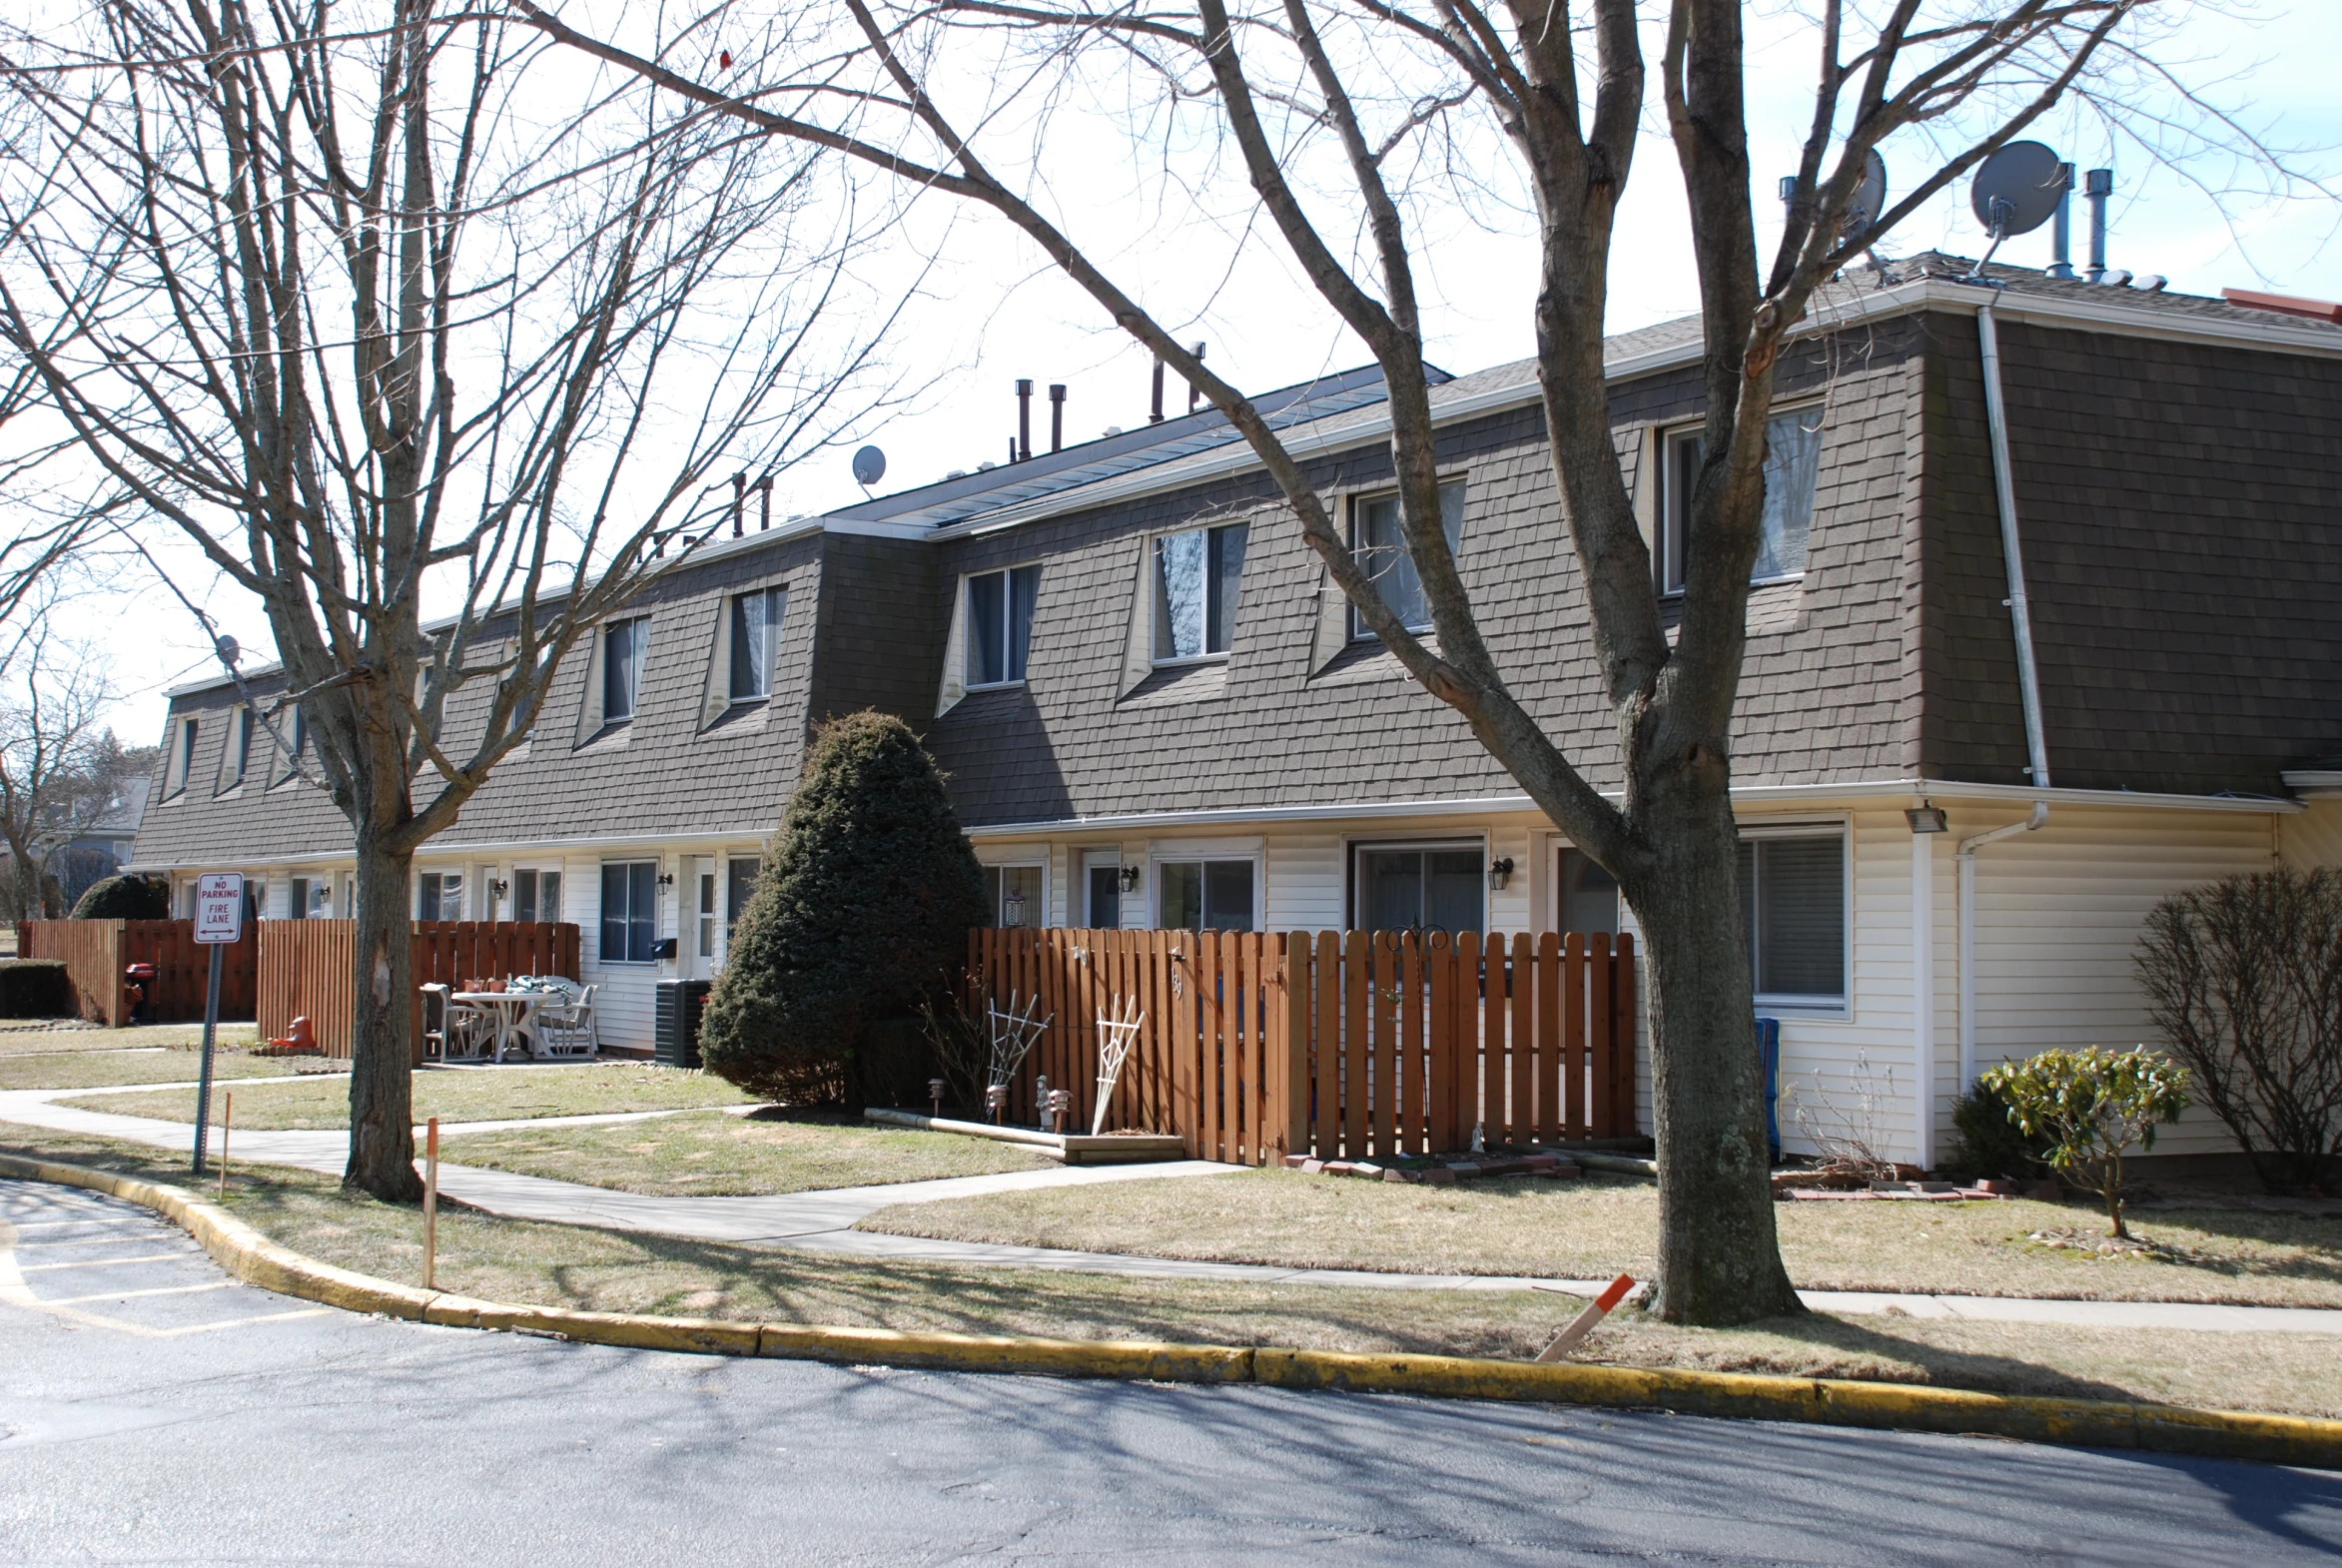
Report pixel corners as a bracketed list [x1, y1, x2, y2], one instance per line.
[654, 979, 711, 1069]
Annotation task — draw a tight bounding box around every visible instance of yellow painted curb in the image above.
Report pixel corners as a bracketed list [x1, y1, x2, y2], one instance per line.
[6, 1154, 2337, 1470]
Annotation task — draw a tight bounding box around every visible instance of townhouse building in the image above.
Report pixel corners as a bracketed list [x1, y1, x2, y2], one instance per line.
[131, 258, 2342, 1169]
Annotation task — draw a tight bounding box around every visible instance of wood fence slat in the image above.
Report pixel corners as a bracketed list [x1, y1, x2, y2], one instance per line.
[1534, 931, 1562, 1145]
[1427, 933, 1455, 1156]
[1563, 933, 1587, 1141]
[1612, 933, 1637, 1139]
[1311, 932, 1338, 1160]
[1589, 932, 1615, 1139]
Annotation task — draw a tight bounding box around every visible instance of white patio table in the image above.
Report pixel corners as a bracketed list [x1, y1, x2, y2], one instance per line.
[450, 991, 547, 1063]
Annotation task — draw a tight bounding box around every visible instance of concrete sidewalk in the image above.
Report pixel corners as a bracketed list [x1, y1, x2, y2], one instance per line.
[7, 1086, 2341, 1335]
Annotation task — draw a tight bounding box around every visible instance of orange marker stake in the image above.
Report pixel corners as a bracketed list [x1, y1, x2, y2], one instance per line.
[218, 1092, 232, 1197]
[1535, 1272, 1637, 1363]
[423, 1117, 440, 1290]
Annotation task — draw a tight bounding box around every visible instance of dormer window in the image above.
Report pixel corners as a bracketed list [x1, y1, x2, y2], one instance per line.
[1657, 404, 1824, 595]
[1350, 481, 1464, 638]
[1153, 522, 1247, 663]
[164, 717, 198, 798]
[727, 588, 784, 703]
[603, 616, 648, 723]
[966, 564, 1040, 688]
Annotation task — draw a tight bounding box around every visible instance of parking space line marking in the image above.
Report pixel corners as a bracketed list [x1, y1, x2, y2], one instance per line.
[39, 1280, 240, 1306]
[20, 1253, 195, 1272]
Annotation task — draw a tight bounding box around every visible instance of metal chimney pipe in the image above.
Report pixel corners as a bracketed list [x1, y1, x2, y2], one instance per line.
[757, 474, 773, 531]
[2084, 168, 2112, 284]
[1186, 342, 1205, 413]
[1048, 384, 1066, 452]
[730, 472, 745, 537]
[1015, 379, 1033, 461]
[2046, 163, 2075, 281]
[1149, 359, 1166, 424]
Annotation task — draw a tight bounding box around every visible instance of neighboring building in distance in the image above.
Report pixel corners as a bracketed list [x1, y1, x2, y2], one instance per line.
[130, 260, 2342, 1171]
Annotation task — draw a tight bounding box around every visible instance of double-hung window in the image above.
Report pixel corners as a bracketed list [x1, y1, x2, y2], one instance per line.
[984, 863, 1044, 928]
[1352, 843, 1484, 935]
[222, 709, 253, 790]
[599, 860, 658, 964]
[1736, 826, 1847, 1007]
[165, 718, 198, 798]
[1658, 405, 1824, 594]
[416, 871, 463, 921]
[965, 565, 1041, 688]
[728, 588, 784, 703]
[602, 617, 648, 724]
[1153, 522, 1247, 662]
[1351, 481, 1465, 638]
[1157, 859, 1254, 933]
[275, 706, 309, 784]
[513, 868, 563, 924]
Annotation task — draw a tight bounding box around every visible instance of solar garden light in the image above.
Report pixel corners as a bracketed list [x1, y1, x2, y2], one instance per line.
[986, 1084, 1009, 1124]
[929, 1078, 947, 1119]
[1046, 1089, 1074, 1135]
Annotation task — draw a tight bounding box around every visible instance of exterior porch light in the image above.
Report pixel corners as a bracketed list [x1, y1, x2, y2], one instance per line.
[1487, 856, 1515, 891]
[1118, 865, 1142, 893]
[488, 878, 509, 900]
[1906, 801, 1950, 834]
[656, 872, 676, 887]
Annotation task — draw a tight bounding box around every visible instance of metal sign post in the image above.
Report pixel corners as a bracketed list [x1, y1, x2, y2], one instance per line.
[190, 872, 244, 1176]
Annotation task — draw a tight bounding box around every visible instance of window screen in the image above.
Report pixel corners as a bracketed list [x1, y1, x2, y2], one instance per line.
[599, 861, 657, 963]
[1353, 845, 1484, 934]
[1736, 832, 1846, 1001]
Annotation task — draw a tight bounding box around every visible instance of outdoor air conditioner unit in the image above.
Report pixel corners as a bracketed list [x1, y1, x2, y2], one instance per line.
[654, 979, 711, 1069]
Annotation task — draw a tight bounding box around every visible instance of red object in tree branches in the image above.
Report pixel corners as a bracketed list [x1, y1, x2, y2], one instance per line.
[719, 51, 731, 70]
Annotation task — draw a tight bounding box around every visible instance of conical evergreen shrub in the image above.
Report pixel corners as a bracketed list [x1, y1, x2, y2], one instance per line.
[700, 710, 987, 1105]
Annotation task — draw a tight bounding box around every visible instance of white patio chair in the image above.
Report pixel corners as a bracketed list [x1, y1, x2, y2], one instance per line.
[531, 983, 599, 1059]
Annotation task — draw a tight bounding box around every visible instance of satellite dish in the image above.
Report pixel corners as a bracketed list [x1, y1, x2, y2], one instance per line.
[215, 634, 241, 665]
[1970, 141, 2064, 238]
[1845, 149, 1887, 234]
[851, 445, 887, 486]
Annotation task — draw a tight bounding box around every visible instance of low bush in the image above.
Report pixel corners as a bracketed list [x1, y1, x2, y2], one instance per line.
[69, 874, 172, 920]
[1946, 1078, 2053, 1180]
[700, 711, 988, 1106]
[1979, 1046, 2189, 1238]
[2135, 868, 2342, 1195]
[0, 960, 74, 1019]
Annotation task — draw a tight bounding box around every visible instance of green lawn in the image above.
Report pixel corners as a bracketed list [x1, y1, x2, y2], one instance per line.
[855, 1165, 2342, 1307]
[3, 1125, 2338, 1419]
[55, 1062, 754, 1129]
[440, 1108, 1052, 1195]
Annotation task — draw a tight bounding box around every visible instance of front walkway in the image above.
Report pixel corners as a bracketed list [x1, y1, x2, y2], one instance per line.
[6, 1085, 2342, 1335]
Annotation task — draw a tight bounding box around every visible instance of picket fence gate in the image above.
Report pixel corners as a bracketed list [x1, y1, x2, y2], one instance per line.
[968, 927, 1637, 1165]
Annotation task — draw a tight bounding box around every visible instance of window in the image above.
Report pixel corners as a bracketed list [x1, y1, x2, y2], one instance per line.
[1736, 827, 1847, 1005]
[725, 857, 759, 950]
[276, 705, 309, 784]
[727, 588, 785, 703]
[166, 718, 198, 797]
[966, 564, 1041, 687]
[416, 872, 463, 921]
[1351, 481, 1465, 638]
[289, 877, 330, 920]
[1352, 844, 1483, 934]
[1085, 857, 1123, 929]
[1658, 405, 1824, 594]
[695, 866, 718, 960]
[983, 864, 1044, 928]
[598, 860, 658, 964]
[602, 617, 648, 724]
[1157, 859, 1254, 932]
[1153, 522, 1247, 662]
[1556, 847, 1620, 936]
[222, 709, 253, 790]
[513, 868, 563, 924]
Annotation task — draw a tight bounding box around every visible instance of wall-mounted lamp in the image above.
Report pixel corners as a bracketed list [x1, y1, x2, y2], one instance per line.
[1487, 856, 1515, 891]
[1905, 801, 1950, 834]
[488, 879, 509, 900]
[656, 872, 676, 887]
[1118, 865, 1142, 893]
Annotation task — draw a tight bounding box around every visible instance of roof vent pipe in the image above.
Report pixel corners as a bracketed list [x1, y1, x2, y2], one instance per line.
[2046, 163, 2075, 281]
[730, 471, 746, 537]
[1150, 359, 1166, 424]
[1186, 342, 1205, 413]
[1048, 384, 1066, 453]
[2083, 168, 2112, 284]
[1015, 379, 1033, 462]
[757, 474, 773, 531]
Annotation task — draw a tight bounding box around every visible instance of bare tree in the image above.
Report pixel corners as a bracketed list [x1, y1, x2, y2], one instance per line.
[0, 0, 905, 1197]
[514, 0, 2278, 1319]
[0, 619, 113, 919]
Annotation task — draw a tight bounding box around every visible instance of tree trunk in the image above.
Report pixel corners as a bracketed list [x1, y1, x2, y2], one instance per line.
[345, 830, 420, 1201]
[1627, 767, 1802, 1324]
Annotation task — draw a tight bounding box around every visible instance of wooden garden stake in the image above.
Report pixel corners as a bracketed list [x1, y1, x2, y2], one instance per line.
[423, 1117, 439, 1290]
[217, 1092, 232, 1197]
[1535, 1273, 1636, 1363]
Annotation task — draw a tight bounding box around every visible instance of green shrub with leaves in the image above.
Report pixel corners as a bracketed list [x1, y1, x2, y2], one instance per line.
[1947, 1078, 2053, 1181]
[2135, 868, 2342, 1195]
[1978, 1046, 2190, 1239]
[700, 711, 988, 1106]
[69, 874, 172, 920]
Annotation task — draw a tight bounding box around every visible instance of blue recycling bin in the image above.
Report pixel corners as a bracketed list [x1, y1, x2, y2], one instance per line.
[1755, 1017, 1782, 1165]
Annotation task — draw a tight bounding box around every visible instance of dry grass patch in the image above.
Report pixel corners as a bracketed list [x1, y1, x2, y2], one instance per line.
[55, 1062, 753, 1129]
[856, 1166, 2342, 1307]
[0, 1022, 258, 1059]
[442, 1108, 1052, 1195]
[2, 1126, 2336, 1420]
[0, 1047, 309, 1093]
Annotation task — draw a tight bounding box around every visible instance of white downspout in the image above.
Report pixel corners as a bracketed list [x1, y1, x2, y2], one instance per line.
[1952, 300, 2056, 1103]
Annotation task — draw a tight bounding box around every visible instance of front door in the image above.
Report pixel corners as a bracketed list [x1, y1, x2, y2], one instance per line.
[688, 856, 717, 980]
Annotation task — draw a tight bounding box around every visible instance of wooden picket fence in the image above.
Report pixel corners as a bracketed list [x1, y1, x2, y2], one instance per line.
[259, 920, 581, 1059]
[15, 920, 259, 1026]
[969, 927, 1637, 1165]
